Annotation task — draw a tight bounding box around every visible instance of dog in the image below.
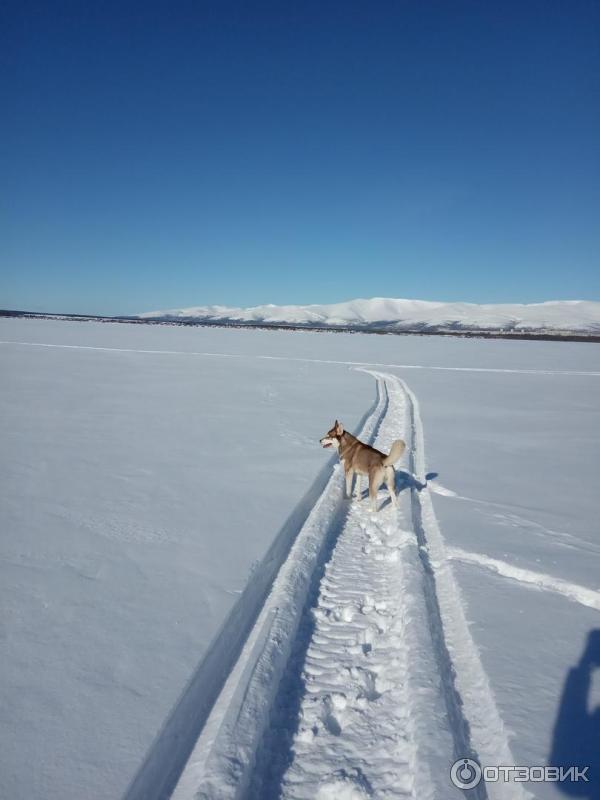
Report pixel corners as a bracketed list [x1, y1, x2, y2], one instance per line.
[320, 420, 406, 512]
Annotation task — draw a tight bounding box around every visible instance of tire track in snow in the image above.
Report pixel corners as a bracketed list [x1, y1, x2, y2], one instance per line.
[3, 340, 600, 376]
[248, 372, 528, 800]
[448, 547, 600, 611]
[143, 373, 528, 800]
[248, 372, 458, 800]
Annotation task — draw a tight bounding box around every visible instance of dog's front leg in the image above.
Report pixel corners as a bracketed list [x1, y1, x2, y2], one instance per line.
[345, 470, 354, 499]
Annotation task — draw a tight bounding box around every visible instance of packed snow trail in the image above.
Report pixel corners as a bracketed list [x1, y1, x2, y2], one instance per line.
[169, 372, 527, 800]
[249, 372, 456, 800]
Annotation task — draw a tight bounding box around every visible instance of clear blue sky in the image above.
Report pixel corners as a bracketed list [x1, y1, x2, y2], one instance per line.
[2, 0, 599, 315]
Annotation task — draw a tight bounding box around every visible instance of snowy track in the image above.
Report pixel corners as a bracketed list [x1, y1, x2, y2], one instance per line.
[148, 373, 528, 800]
[248, 373, 456, 800]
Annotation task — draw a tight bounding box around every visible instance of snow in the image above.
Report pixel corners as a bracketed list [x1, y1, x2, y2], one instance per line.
[0, 319, 372, 800]
[242, 372, 522, 800]
[1, 317, 600, 800]
[140, 296, 600, 334]
[447, 548, 600, 612]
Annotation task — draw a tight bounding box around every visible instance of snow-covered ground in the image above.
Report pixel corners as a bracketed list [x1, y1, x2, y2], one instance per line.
[140, 296, 600, 334]
[1, 318, 599, 800]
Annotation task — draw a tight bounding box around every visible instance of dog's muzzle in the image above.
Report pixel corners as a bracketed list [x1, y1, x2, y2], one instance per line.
[320, 437, 333, 449]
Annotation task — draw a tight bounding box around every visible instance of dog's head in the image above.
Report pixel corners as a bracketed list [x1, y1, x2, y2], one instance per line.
[320, 420, 344, 450]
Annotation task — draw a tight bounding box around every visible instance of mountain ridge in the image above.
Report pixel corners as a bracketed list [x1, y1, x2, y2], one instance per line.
[139, 297, 600, 334]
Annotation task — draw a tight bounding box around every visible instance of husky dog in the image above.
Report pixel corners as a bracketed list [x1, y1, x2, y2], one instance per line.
[320, 420, 406, 512]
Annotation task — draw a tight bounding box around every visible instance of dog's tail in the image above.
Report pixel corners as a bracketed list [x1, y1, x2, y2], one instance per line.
[383, 439, 406, 466]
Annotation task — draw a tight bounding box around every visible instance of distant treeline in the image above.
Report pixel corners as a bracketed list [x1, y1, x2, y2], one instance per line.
[2, 308, 599, 343]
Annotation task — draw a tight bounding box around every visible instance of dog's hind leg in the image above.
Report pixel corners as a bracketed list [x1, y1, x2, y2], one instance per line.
[369, 468, 382, 513]
[385, 465, 397, 507]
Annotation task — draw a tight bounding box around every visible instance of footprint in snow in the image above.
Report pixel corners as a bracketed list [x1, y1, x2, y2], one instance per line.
[351, 665, 395, 703]
[321, 693, 347, 736]
[356, 624, 379, 654]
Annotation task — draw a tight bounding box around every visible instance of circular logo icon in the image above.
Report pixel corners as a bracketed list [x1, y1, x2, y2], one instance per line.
[450, 758, 483, 789]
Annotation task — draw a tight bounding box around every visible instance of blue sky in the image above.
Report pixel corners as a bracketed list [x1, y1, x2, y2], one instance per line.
[2, 0, 599, 315]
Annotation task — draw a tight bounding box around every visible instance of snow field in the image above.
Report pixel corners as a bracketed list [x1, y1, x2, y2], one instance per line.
[2, 319, 599, 800]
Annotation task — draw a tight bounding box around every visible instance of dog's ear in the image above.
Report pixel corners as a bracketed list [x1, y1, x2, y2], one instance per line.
[335, 421, 344, 435]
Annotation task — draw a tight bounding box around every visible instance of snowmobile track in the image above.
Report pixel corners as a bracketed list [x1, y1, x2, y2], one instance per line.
[128, 372, 527, 800]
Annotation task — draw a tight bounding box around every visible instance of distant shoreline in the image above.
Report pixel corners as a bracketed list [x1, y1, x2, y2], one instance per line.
[2, 308, 599, 343]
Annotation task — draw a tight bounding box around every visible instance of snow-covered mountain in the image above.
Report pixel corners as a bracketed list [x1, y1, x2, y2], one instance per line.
[140, 297, 600, 334]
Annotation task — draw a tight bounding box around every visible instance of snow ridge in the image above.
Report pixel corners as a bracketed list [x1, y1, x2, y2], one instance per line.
[448, 547, 600, 611]
[140, 297, 600, 334]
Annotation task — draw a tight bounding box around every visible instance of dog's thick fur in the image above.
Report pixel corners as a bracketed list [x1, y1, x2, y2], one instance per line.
[320, 420, 406, 512]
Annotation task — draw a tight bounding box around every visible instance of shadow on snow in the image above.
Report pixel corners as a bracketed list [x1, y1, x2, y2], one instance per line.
[549, 629, 600, 799]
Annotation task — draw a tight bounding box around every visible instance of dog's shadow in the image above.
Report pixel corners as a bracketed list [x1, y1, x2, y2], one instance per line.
[355, 471, 438, 509]
[397, 470, 438, 493]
